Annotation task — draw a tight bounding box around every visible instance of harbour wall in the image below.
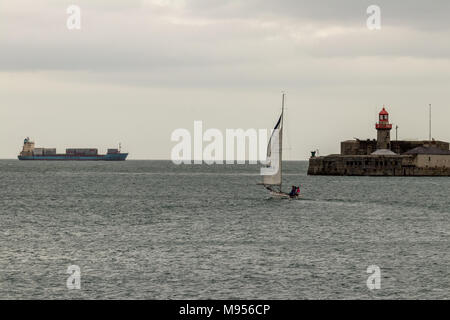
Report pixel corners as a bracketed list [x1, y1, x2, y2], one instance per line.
[308, 155, 450, 176]
[340, 140, 450, 156]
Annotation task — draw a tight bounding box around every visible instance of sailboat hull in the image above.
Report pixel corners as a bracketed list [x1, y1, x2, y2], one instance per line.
[268, 190, 300, 199]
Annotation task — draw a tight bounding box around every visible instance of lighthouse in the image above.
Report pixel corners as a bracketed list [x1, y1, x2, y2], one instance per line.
[375, 107, 393, 150]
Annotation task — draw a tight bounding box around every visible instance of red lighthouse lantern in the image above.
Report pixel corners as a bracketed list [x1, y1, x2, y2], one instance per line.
[376, 107, 392, 128]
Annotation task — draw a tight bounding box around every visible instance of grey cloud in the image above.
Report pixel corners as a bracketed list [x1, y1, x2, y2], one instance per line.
[1, 0, 450, 81]
[185, 0, 450, 30]
[1, 1, 450, 160]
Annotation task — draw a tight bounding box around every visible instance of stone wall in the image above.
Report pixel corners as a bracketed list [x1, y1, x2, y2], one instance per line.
[377, 129, 391, 149]
[341, 140, 376, 155]
[340, 140, 450, 156]
[308, 154, 450, 176]
[415, 154, 450, 168]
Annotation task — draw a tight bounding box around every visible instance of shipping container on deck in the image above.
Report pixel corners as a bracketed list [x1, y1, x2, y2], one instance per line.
[43, 148, 57, 155]
[107, 149, 119, 154]
[66, 148, 98, 155]
[33, 148, 44, 156]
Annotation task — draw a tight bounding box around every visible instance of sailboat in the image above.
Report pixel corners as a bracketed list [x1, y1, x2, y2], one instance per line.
[261, 93, 300, 199]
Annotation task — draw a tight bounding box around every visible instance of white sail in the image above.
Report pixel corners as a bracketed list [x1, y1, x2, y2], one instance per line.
[262, 114, 283, 187]
[260, 93, 300, 199]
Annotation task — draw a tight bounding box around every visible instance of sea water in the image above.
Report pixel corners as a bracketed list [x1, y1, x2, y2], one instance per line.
[0, 160, 448, 299]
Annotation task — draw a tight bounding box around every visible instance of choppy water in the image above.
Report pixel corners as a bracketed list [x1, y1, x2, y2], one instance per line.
[0, 160, 449, 299]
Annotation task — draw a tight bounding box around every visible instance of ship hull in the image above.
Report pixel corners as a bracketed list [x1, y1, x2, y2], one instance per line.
[18, 153, 128, 161]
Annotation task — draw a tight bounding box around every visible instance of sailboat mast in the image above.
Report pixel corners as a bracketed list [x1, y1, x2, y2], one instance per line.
[280, 93, 285, 192]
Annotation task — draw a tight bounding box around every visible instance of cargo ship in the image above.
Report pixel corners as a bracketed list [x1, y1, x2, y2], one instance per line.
[18, 137, 128, 161]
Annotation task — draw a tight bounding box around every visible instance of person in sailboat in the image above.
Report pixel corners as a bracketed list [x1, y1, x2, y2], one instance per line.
[289, 186, 296, 197]
[289, 185, 300, 197]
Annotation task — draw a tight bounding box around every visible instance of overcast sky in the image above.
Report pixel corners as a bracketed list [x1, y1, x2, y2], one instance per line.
[1, 0, 449, 159]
